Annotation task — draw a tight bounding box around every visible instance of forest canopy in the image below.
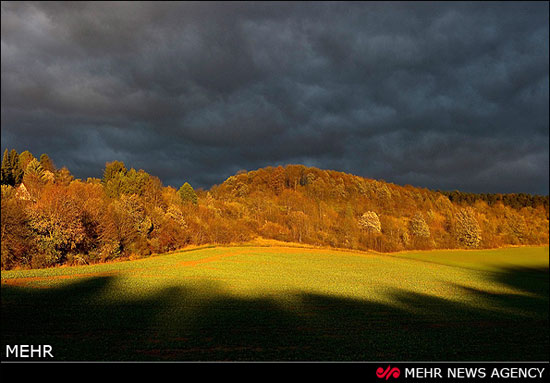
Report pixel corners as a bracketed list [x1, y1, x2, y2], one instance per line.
[1, 148, 548, 270]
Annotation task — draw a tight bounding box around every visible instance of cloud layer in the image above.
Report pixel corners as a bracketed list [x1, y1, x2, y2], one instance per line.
[2, 2, 548, 193]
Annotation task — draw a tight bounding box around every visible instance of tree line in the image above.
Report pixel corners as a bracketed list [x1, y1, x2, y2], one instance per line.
[438, 190, 549, 212]
[1, 148, 549, 270]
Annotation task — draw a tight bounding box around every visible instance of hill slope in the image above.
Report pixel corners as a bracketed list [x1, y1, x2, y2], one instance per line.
[1, 150, 549, 269]
[207, 164, 549, 251]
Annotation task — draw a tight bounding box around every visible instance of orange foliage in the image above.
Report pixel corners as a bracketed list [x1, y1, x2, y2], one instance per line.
[1, 158, 548, 270]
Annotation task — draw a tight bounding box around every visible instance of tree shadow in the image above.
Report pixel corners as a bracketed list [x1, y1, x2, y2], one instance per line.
[1, 266, 548, 361]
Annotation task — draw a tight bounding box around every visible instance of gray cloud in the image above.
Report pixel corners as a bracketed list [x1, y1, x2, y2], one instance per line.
[2, 1, 548, 194]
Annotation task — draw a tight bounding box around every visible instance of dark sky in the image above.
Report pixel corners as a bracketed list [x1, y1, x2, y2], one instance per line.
[2, 2, 549, 194]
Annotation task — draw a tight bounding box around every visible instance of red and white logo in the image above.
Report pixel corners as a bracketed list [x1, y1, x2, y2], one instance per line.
[376, 365, 401, 380]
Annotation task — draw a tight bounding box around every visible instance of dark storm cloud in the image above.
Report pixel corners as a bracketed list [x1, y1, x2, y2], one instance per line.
[2, 1, 548, 194]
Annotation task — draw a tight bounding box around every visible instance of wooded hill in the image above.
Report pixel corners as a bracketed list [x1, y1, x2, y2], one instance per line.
[1, 148, 548, 270]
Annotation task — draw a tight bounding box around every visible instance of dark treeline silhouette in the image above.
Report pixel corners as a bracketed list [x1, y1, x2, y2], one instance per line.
[439, 190, 549, 212]
[1, 148, 549, 270]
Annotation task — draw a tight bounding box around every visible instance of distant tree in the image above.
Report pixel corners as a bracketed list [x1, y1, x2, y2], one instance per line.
[310, 177, 327, 200]
[119, 168, 150, 196]
[375, 183, 392, 202]
[154, 204, 189, 252]
[142, 175, 164, 206]
[1, 196, 34, 269]
[9, 149, 24, 185]
[178, 182, 198, 205]
[285, 164, 305, 190]
[0, 149, 24, 186]
[102, 161, 127, 184]
[505, 210, 527, 244]
[2, 152, 549, 269]
[269, 166, 286, 195]
[408, 212, 432, 249]
[233, 181, 249, 197]
[165, 205, 188, 227]
[115, 194, 152, 236]
[18, 150, 35, 171]
[97, 194, 152, 259]
[24, 158, 44, 178]
[102, 161, 128, 198]
[39, 153, 56, 173]
[300, 172, 315, 186]
[55, 167, 74, 186]
[288, 210, 308, 243]
[26, 185, 86, 267]
[23, 159, 46, 199]
[1, 149, 14, 186]
[1, 184, 14, 199]
[359, 211, 381, 233]
[409, 212, 430, 239]
[454, 207, 482, 248]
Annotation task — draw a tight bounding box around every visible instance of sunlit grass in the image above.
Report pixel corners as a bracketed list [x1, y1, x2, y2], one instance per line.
[2, 245, 547, 307]
[1, 245, 548, 360]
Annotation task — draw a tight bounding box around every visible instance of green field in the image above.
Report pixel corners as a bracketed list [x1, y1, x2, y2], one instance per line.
[1, 245, 548, 361]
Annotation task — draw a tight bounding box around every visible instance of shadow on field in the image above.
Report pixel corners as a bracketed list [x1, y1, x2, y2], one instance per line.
[1, 267, 548, 361]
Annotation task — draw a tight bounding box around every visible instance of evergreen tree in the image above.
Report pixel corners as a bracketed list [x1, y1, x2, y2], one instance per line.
[18, 150, 35, 170]
[1, 149, 14, 185]
[178, 182, 198, 205]
[22, 158, 46, 199]
[12, 155, 24, 186]
[25, 158, 45, 179]
[40, 153, 56, 172]
[0, 149, 23, 186]
[102, 161, 128, 198]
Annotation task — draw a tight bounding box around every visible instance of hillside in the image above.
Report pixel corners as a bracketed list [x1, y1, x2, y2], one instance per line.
[1, 149, 549, 269]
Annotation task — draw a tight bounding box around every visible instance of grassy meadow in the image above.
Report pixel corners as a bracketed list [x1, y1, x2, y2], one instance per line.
[1, 245, 548, 361]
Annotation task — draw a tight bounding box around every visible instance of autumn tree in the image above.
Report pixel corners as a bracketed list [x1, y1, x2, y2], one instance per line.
[113, 194, 152, 255]
[288, 210, 308, 243]
[454, 207, 482, 248]
[408, 212, 432, 249]
[1, 196, 33, 269]
[120, 168, 150, 196]
[409, 213, 430, 238]
[380, 215, 407, 252]
[26, 185, 86, 267]
[269, 166, 286, 195]
[359, 211, 382, 233]
[55, 167, 74, 186]
[2, 150, 549, 269]
[103, 160, 127, 183]
[151, 204, 189, 252]
[505, 209, 528, 244]
[66, 180, 105, 255]
[358, 211, 382, 250]
[285, 164, 305, 190]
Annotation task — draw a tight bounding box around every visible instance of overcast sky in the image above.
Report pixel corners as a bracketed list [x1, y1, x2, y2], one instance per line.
[2, 2, 548, 194]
